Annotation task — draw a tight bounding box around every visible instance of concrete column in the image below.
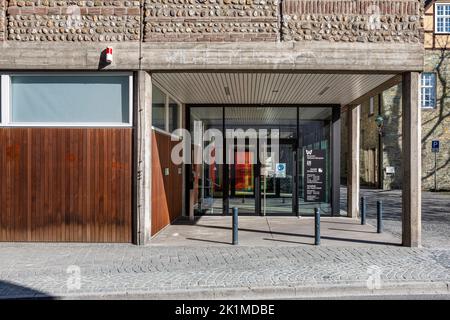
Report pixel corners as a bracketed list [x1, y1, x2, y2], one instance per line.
[331, 107, 341, 216]
[402, 72, 422, 247]
[136, 71, 152, 245]
[347, 105, 360, 218]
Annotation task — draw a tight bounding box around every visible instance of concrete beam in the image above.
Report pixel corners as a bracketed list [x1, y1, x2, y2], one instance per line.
[402, 72, 422, 247]
[136, 70, 152, 245]
[347, 105, 360, 219]
[0, 42, 424, 72]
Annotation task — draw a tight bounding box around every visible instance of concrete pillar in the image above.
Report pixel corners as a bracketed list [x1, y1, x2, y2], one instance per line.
[331, 107, 341, 216]
[136, 71, 152, 245]
[402, 72, 421, 247]
[347, 105, 360, 218]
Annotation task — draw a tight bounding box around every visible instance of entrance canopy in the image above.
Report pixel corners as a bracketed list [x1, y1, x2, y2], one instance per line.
[152, 72, 398, 106]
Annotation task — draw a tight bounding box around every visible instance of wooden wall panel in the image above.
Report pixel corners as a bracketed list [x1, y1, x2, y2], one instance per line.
[0, 128, 133, 243]
[151, 131, 183, 236]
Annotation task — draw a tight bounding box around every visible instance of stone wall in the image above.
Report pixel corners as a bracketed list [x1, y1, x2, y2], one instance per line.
[282, 0, 423, 43]
[143, 0, 279, 42]
[378, 50, 450, 191]
[380, 84, 403, 190]
[1, 0, 424, 43]
[0, 0, 5, 41]
[6, 0, 140, 42]
[359, 95, 379, 187]
[348, 50, 450, 191]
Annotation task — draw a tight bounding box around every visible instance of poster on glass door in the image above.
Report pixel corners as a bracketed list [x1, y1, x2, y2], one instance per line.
[304, 149, 326, 202]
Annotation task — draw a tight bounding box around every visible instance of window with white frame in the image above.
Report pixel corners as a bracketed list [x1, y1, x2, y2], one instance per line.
[421, 72, 436, 109]
[436, 3, 450, 33]
[152, 84, 181, 133]
[0, 74, 132, 126]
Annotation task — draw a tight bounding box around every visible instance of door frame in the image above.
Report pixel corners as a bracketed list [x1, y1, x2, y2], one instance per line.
[184, 104, 340, 217]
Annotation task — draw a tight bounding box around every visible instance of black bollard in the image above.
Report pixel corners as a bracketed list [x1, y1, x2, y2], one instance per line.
[314, 207, 320, 245]
[360, 196, 366, 225]
[377, 200, 383, 233]
[232, 207, 238, 245]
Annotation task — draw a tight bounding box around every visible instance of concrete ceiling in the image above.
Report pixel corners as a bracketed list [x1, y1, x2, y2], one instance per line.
[152, 72, 396, 106]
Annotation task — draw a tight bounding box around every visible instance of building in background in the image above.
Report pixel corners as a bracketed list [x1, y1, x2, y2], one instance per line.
[342, 0, 450, 191]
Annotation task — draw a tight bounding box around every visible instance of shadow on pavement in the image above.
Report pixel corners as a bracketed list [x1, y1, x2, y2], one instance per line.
[0, 280, 53, 300]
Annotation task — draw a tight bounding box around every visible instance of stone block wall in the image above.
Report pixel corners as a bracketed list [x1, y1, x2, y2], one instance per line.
[349, 49, 450, 191]
[380, 84, 403, 190]
[378, 50, 450, 191]
[143, 0, 279, 42]
[1, 0, 425, 43]
[0, 0, 5, 41]
[282, 0, 423, 43]
[6, 0, 141, 42]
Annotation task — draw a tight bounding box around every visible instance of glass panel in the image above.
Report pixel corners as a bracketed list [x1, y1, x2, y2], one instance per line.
[225, 106, 297, 139]
[190, 107, 223, 215]
[261, 143, 294, 216]
[298, 107, 332, 215]
[168, 98, 179, 132]
[226, 107, 297, 215]
[152, 85, 166, 130]
[11, 75, 129, 123]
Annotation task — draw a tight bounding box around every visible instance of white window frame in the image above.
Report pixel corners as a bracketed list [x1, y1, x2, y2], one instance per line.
[152, 81, 182, 134]
[0, 72, 133, 127]
[435, 3, 450, 34]
[420, 72, 437, 109]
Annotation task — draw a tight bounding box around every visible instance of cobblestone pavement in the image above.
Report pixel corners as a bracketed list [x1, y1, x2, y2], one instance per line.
[0, 189, 448, 299]
[340, 188, 450, 249]
[0, 244, 449, 299]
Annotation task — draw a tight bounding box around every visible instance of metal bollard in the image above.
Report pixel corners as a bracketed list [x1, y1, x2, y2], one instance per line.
[377, 200, 383, 233]
[314, 207, 320, 245]
[360, 196, 366, 225]
[232, 207, 238, 245]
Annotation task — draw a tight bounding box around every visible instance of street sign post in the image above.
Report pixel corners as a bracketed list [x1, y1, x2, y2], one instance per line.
[432, 140, 440, 153]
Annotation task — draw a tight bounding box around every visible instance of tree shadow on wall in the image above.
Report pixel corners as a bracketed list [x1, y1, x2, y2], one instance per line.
[421, 38, 450, 183]
[383, 84, 403, 190]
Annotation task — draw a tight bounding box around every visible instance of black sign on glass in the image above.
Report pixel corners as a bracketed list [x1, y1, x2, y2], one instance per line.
[304, 149, 326, 203]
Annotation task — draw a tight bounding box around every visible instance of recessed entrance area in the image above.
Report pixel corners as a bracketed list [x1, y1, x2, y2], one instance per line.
[187, 106, 335, 217]
[150, 216, 401, 247]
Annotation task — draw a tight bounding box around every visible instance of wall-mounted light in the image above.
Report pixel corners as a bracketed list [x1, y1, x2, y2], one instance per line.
[375, 114, 384, 135]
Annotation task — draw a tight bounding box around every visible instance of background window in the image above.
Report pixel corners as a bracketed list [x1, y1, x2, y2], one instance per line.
[152, 85, 166, 130]
[436, 4, 450, 33]
[168, 97, 179, 132]
[421, 73, 436, 109]
[11, 75, 130, 124]
[369, 97, 374, 116]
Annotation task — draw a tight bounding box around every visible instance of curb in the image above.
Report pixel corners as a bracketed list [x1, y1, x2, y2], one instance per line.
[3, 281, 449, 300]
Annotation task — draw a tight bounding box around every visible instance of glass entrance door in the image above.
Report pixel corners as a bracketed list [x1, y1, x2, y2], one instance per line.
[260, 141, 296, 215]
[228, 145, 257, 215]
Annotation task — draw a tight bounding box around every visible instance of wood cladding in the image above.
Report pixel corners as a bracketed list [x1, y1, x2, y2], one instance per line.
[151, 131, 183, 236]
[0, 128, 133, 242]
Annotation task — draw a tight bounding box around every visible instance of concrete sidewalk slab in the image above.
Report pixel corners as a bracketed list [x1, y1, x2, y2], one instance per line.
[150, 216, 400, 247]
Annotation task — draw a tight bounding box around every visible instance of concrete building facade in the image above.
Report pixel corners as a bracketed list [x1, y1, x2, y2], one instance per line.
[0, 0, 425, 247]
